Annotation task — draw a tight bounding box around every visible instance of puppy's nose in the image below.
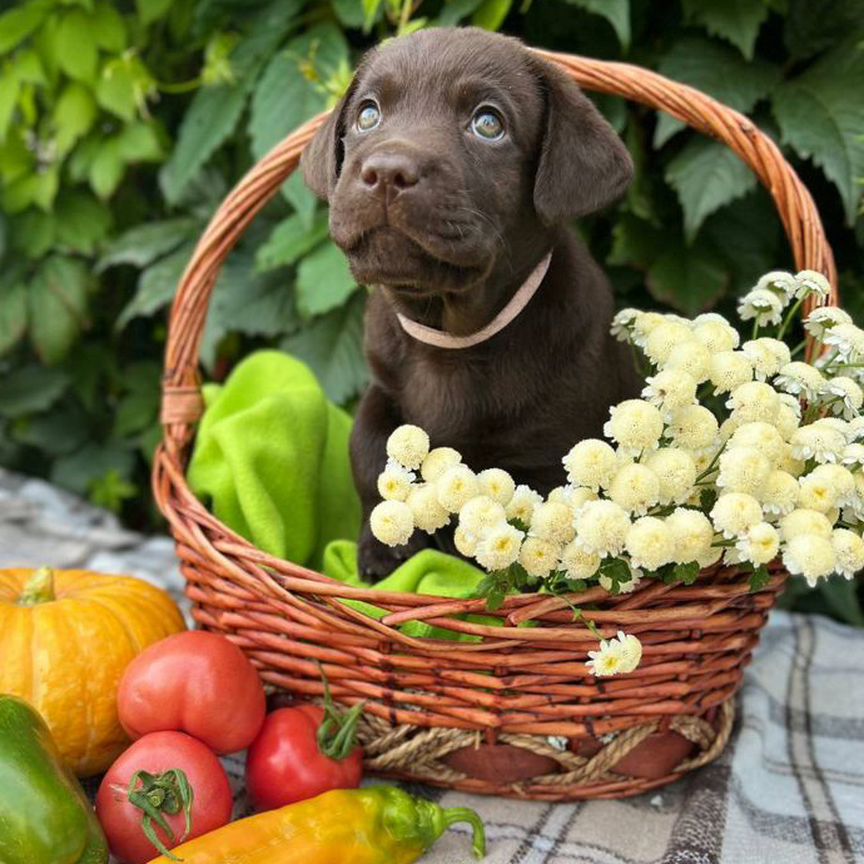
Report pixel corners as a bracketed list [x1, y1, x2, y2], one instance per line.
[360, 152, 420, 195]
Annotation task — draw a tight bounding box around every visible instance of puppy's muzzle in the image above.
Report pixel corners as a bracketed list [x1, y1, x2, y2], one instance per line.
[359, 149, 420, 202]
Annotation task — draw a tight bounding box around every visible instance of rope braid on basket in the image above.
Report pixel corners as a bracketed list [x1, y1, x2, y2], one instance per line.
[154, 50, 837, 800]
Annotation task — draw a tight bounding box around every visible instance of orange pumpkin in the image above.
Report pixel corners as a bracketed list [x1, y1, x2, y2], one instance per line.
[0, 567, 186, 776]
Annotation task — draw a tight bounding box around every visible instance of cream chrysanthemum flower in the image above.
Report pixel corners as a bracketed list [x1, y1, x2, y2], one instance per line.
[505, 484, 543, 525]
[780, 508, 834, 541]
[477, 467, 516, 506]
[599, 569, 642, 594]
[794, 269, 832, 301]
[603, 400, 664, 454]
[644, 321, 694, 365]
[631, 311, 667, 347]
[645, 448, 697, 505]
[801, 464, 857, 509]
[709, 351, 753, 394]
[549, 485, 599, 516]
[711, 493, 763, 538]
[519, 537, 561, 578]
[842, 442, 864, 468]
[822, 323, 864, 362]
[776, 403, 802, 440]
[824, 376, 864, 420]
[717, 447, 772, 496]
[454, 525, 479, 557]
[736, 522, 779, 565]
[574, 500, 631, 557]
[407, 483, 450, 533]
[459, 495, 507, 535]
[666, 405, 719, 450]
[738, 288, 784, 326]
[436, 464, 480, 513]
[642, 369, 698, 412]
[773, 361, 826, 401]
[386, 425, 430, 470]
[665, 508, 715, 564]
[804, 306, 852, 339]
[562, 439, 618, 491]
[741, 338, 792, 381]
[726, 381, 781, 424]
[559, 541, 601, 580]
[832, 529, 864, 579]
[421, 447, 462, 482]
[625, 516, 675, 571]
[530, 501, 576, 545]
[370, 500, 415, 547]
[694, 319, 740, 353]
[756, 270, 798, 301]
[761, 470, 800, 517]
[790, 424, 846, 464]
[776, 442, 806, 477]
[586, 631, 642, 676]
[608, 463, 661, 516]
[611, 308, 640, 341]
[728, 422, 785, 462]
[783, 534, 836, 586]
[475, 523, 524, 571]
[662, 339, 713, 383]
[377, 460, 415, 502]
[848, 416, 864, 442]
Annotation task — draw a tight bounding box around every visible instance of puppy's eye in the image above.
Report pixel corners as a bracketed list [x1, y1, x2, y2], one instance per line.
[357, 101, 381, 132]
[471, 108, 505, 141]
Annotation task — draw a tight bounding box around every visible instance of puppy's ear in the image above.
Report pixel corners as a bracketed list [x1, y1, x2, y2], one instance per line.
[531, 57, 634, 224]
[300, 75, 359, 201]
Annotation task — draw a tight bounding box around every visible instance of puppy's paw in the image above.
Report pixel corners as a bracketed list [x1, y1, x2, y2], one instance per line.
[358, 523, 429, 580]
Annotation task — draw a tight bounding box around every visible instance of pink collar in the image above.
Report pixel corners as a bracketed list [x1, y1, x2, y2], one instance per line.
[394, 252, 552, 350]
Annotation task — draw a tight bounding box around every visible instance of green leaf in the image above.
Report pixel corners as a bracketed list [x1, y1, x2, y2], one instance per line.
[665, 138, 757, 241]
[135, 0, 174, 25]
[89, 469, 138, 513]
[256, 212, 330, 272]
[88, 139, 125, 199]
[115, 362, 161, 437]
[749, 564, 771, 592]
[607, 213, 667, 268]
[0, 3, 49, 54]
[91, 1, 125, 51]
[437, 0, 485, 26]
[295, 239, 357, 320]
[98, 218, 197, 272]
[55, 9, 99, 82]
[115, 121, 162, 161]
[675, 561, 701, 585]
[11, 403, 91, 456]
[51, 440, 135, 496]
[654, 36, 781, 147]
[2, 165, 59, 213]
[116, 242, 194, 329]
[53, 191, 112, 254]
[681, 0, 769, 59]
[28, 255, 92, 364]
[96, 59, 142, 121]
[12, 50, 47, 86]
[0, 365, 69, 418]
[282, 291, 368, 404]
[53, 81, 97, 154]
[332, 0, 366, 28]
[362, 0, 385, 30]
[0, 279, 27, 356]
[282, 172, 318, 229]
[0, 68, 18, 142]
[646, 240, 729, 316]
[784, 0, 864, 61]
[159, 82, 246, 206]
[249, 24, 349, 160]
[817, 577, 864, 626]
[772, 38, 864, 225]
[472, 0, 513, 30]
[565, 0, 630, 49]
[9, 208, 55, 257]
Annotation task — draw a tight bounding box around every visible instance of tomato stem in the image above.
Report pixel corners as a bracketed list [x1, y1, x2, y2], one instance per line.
[127, 768, 195, 861]
[316, 663, 366, 761]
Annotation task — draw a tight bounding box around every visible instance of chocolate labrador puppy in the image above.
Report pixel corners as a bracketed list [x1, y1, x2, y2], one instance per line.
[302, 27, 640, 577]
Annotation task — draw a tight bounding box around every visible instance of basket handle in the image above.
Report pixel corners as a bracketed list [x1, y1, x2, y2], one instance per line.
[160, 51, 838, 449]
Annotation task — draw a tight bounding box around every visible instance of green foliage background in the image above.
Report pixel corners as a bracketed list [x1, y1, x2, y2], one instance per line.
[0, 0, 862, 621]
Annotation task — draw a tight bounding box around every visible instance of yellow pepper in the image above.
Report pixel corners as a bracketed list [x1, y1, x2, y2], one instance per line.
[145, 786, 485, 864]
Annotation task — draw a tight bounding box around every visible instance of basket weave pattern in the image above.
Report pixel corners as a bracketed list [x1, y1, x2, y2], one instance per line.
[155, 51, 838, 800]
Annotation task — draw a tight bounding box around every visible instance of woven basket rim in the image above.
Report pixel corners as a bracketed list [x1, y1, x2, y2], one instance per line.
[155, 47, 838, 616]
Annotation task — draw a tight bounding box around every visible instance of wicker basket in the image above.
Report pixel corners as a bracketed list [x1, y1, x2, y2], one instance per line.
[154, 50, 840, 801]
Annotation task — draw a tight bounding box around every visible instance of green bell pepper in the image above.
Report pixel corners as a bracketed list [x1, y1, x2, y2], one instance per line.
[0, 694, 109, 864]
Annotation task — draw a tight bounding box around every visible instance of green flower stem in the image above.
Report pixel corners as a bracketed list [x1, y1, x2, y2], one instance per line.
[778, 296, 806, 340]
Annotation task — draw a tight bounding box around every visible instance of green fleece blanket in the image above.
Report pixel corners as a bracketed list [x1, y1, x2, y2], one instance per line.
[188, 352, 488, 637]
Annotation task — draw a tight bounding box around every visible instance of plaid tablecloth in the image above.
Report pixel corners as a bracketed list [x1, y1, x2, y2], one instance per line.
[2, 469, 862, 863]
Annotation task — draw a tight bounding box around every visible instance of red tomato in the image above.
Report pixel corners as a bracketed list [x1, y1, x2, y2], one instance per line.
[245, 705, 364, 811]
[117, 630, 266, 754]
[95, 731, 233, 864]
